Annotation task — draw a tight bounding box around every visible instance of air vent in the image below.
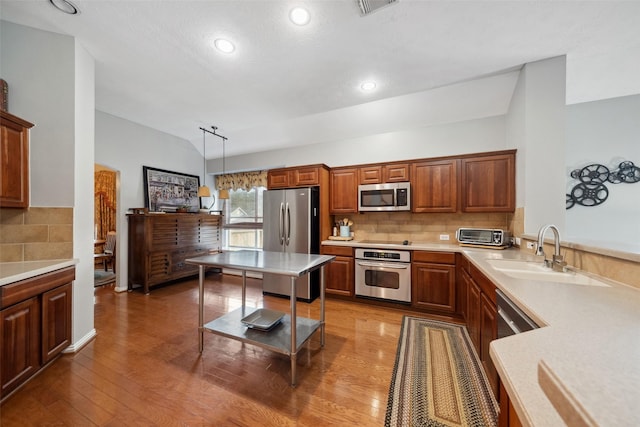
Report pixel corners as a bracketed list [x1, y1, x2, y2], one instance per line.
[357, 0, 398, 16]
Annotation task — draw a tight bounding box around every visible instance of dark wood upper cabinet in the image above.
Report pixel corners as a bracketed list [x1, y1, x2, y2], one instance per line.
[267, 164, 328, 189]
[411, 159, 458, 213]
[460, 152, 515, 212]
[0, 110, 34, 208]
[358, 166, 382, 184]
[359, 163, 410, 185]
[383, 163, 410, 182]
[330, 167, 358, 214]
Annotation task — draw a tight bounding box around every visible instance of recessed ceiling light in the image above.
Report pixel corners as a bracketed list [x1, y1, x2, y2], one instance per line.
[49, 0, 79, 15]
[214, 38, 235, 54]
[289, 7, 311, 26]
[360, 81, 377, 91]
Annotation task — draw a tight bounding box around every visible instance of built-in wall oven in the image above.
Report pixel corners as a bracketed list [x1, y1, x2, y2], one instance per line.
[355, 248, 411, 303]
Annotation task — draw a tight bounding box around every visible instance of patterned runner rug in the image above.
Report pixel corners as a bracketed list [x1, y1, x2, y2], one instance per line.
[385, 316, 498, 427]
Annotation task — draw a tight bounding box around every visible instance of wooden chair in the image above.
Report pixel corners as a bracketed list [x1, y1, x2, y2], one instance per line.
[94, 231, 116, 273]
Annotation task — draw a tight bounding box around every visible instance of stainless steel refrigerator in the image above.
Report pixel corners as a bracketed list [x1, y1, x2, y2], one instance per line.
[262, 187, 320, 301]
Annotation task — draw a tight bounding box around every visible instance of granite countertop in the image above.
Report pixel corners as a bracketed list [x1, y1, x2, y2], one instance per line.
[0, 259, 78, 286]
[323, 239, 640, 426]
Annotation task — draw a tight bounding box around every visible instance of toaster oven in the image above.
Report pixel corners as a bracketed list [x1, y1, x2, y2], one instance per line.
[456, 228, 511, 247]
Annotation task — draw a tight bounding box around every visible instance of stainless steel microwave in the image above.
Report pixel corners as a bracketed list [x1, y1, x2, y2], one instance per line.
[358, 182, 410, 212]
[456, 228, 511, 247]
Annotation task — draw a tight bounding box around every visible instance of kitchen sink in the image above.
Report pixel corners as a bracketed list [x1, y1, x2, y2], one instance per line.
[486, 259, 610, 287]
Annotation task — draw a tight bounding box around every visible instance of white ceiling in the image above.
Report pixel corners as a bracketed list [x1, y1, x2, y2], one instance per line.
[1, 0, 639, 159]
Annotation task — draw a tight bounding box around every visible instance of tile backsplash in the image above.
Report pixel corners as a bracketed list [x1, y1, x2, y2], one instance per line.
[0, 207, 73, 262]
[339, 211, 511, 243]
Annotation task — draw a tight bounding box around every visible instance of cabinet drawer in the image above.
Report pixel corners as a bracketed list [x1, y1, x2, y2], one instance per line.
[412, 251, 455, 264]
[148, 252, 171, 282]
[321, 245, 353, 257]
[0, 267, 75, 309]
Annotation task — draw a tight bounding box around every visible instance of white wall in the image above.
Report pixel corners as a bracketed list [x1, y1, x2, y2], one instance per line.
[507, 56, 567, 237]
[72, 40, 96, 345]
[94, 111, 204, 291]
[565, 94, 640, 248]
[0, 21, 75, 206]
[1, 21, 95, 348]
[208, 115, 509, 174]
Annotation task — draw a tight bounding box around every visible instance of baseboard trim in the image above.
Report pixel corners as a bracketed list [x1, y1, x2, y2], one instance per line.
[63, 328, 97, 354]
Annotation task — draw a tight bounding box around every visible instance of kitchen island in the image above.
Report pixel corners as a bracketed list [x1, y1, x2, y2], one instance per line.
[185, 250, 335, 386]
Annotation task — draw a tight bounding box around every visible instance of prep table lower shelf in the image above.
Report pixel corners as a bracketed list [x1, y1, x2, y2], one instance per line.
[186, 250, 335, 386]
[202, 307, 322, 355]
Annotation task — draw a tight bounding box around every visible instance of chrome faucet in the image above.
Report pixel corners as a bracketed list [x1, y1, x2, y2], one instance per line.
[535, 224, 567, 272]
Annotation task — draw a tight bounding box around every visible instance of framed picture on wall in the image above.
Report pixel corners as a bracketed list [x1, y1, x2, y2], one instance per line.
[143, 166, 200, 212]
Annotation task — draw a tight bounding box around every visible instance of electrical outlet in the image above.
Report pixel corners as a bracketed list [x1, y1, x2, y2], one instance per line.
[526, 241, 535, 249]
[515, 237, 521, 246]
[439, 234, 450, 241]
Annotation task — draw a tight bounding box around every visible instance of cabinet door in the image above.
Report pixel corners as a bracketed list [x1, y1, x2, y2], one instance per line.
[1, 297, 40, 399]
[467, 278, 481, 354]
[411, 159, 458, 212]
[457, 265, 470, 321]
[330, 168, 358, 214]
[383, 163, 410, 182]
[481, 291, 498, 397]
[321, 245, 354, 296]
[267, 169, 290, 188]
[42, 283, 72, 364]
[359, 166, 382, 184]
[461, 153, 515, 212]
[292, 166, 320, 186]
[0, 111, 33, 208]
[325, 256, 354, 296]
[411, 262, 456, 313]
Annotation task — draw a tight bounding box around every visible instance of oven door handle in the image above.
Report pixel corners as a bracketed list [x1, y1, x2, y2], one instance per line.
[356, 260, 410, 270]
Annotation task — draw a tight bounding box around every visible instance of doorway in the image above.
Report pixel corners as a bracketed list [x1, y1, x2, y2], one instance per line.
[94, 164, 117, 287]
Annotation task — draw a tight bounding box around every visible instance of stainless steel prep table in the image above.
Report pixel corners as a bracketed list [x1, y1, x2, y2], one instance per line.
[185, 250, 335, 386]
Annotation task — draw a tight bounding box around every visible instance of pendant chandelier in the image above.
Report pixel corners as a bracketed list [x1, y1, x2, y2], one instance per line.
[218, 127, 229, 200]
[199, 125, 229, 202]
[197, 127, 211, 199]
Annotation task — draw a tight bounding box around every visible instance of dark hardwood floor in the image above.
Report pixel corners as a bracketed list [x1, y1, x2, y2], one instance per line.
[0, 273, 423, 426]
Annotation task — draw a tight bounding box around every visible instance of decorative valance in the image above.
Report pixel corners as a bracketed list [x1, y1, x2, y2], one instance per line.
[215, 170, 268, 192]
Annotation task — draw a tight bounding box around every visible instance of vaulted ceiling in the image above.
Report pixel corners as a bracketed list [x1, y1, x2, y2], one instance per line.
[1, 1, 639, 158]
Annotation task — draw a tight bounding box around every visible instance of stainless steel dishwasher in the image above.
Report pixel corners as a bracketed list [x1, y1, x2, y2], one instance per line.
[496, 289, 539, 338]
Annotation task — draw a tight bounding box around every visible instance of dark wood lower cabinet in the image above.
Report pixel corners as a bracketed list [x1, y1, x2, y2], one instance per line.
[1, 266, 74, 402]
[481, 291, 498, 396]
[41, 283, 72, 364]
[460, 255, 498, 398]
[321, 245, 354, 297]
[0, 297, 40, 398]
[467, 276, 482, 354]
[411, 251, 456, 313]
[499, 381, 524, 427]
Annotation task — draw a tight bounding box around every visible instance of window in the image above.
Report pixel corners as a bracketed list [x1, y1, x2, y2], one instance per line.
[222, 187, 265, 250]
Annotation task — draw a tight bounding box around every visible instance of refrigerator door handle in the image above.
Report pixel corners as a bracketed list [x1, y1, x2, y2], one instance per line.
[285, 202, 291, 246]
[279, 202, 285, 245]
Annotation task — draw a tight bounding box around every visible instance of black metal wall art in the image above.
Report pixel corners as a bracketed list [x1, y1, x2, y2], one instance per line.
[566, 160, 639, 209]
